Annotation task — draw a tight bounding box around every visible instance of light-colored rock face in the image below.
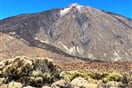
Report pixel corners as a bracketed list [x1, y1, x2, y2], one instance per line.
[42, 86, 51, 88]
[23, 86, 36, 88]
[51, 79, 71, 88]
[71, 77, 89, 87]
[0, 3, 132, 61]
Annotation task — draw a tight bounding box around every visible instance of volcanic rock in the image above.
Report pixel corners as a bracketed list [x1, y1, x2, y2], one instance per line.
[0, 3, 132, 61]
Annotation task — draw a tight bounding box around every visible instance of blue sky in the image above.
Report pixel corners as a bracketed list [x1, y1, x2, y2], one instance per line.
[0, 0, 132, 19]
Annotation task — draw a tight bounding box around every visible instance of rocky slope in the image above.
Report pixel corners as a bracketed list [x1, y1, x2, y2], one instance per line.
[0, 33, 84, 65]
[0, 3, 132, 61]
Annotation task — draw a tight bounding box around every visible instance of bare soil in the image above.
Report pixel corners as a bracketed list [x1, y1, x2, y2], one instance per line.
[59, 61, 132, 73]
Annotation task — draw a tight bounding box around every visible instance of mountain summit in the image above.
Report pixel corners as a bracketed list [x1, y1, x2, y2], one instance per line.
[0, 3, 132, 61]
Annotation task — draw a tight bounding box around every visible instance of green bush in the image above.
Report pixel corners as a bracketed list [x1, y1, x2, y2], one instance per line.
[60, 70, 123, 84]
[102, 71, 123, 83]
[60, 70, 94, 82]
[0, 56, 61, 87]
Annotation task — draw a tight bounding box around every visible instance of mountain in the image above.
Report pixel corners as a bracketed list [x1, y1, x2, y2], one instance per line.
[0, 3, 132, 61]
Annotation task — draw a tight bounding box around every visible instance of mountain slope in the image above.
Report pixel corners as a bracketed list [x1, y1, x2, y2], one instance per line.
[0, 33, 84, 65]
[0, 3, 132, 61]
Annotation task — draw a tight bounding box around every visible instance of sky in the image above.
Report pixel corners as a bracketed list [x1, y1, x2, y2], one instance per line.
[0, 0, 132, 19]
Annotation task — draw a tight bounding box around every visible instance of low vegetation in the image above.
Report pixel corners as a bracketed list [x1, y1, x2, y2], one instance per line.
[0, 56, 131, 88]
[60, 70, 123, 83]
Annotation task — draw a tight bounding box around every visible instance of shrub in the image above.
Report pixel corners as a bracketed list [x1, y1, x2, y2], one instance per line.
[0, 56, 61, 87]
[102, 71, 123, 83]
